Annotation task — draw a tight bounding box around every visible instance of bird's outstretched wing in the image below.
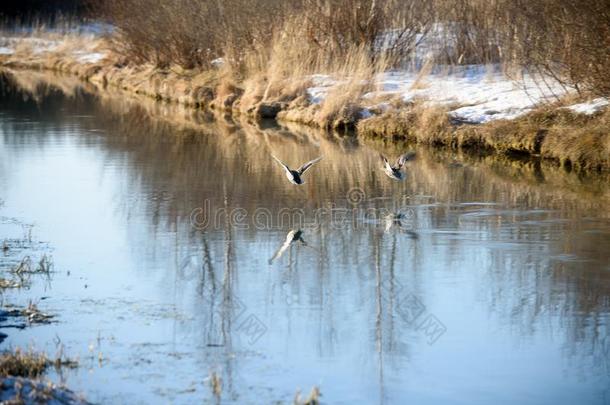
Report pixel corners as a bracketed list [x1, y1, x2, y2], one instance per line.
[380, 154, 393, 171]
[297, 156, 323, 175]
[272, 155, 292, 174]
[396, 152, 416, 168]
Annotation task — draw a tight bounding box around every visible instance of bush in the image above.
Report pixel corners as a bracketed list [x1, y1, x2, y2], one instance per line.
[95, 0, 610, 96]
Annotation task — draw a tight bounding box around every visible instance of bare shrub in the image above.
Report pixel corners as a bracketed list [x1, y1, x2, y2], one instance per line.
[96, 0, 432, 71]
[431, 0, 610, 96]
[501, 0, 610, 97]
[94, 0, 609, 96]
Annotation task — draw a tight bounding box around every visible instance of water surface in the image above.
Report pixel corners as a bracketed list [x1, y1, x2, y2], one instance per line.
[0, 71, 609, 404]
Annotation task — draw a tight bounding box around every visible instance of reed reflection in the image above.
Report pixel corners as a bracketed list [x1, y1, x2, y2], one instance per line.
[1, 69, 609, 403]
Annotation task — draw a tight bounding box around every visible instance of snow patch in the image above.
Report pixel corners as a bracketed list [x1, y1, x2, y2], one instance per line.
[0, 46, 13, 55]
[0, 37, 58, 53]
[73, 51, 106, 64]
[307, 65, 567, 124]
[565, 98, 609, 115]
[211, 57, 225, 67]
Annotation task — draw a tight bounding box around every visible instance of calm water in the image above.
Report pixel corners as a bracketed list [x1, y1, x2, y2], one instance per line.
[1, 70, 609, 404]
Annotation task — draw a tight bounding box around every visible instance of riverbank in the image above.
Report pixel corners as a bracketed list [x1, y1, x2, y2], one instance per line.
[3, 68, 607, 203]
[1, 34, 608, 172]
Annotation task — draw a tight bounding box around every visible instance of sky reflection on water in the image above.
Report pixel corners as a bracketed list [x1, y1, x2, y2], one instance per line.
[0, 70, 609, 404]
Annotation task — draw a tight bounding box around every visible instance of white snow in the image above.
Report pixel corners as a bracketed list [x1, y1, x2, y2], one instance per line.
[565, 98, 609, 115]
[73, 51, 106, 64]
[211, 57, 225, 67]
[0, 36, 106, 63]
[0, 37, 58, 53]
[307, 65, 568, 124]
[307, 74, 344, 104]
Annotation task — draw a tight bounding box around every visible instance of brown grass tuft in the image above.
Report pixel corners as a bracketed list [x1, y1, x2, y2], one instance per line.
[0, 347, 78, 379]
[358, 102, 452, 144]
[0, 349, 48, 378]
[358, 110, 416, 142]
[294, 385, 321, 405]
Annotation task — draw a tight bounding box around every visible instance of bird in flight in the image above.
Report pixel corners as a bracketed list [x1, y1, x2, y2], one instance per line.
[272, 155, 323, 185]
[380, 152, 416, 181]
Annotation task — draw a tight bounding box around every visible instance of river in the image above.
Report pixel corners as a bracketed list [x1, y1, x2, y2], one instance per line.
[0, 70, 609, 404]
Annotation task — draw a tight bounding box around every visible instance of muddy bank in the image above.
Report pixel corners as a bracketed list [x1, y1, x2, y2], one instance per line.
[1, 47, 608, 173]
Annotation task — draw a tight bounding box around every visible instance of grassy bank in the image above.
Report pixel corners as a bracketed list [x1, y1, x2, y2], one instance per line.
[4, 68, 609, 204]
[358, 102, 610, 172]
[0, 0, 609, 173]
[1, 41, 608, 173]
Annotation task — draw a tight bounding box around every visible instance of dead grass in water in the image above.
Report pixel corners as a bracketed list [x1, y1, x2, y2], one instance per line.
[294, 386, 321, 405]
[0, 348, 77, 378]
[0, 349, 48, 378]
[11, 254, 53, 275]
[2, 302, 55, 325]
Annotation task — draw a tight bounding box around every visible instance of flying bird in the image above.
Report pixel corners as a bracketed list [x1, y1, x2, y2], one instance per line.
[380, 152, 416, 181]
[272, 155, 323, 185]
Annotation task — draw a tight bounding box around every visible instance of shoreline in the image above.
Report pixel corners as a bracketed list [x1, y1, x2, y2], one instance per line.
[2, 67, 608, 203]
[1, 45, 608, 173]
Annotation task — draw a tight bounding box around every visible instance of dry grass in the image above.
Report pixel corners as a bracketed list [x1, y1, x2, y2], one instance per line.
[209, 371, 222, 398]
[412, 104, 454, 144]
[358, 99, 610, 172]
[358, 109, 416, 142]
[358, 101, 453, 144]
[294, 386, 321, 405]
[409, 58, 434, 90]
[2, 0, 607, 138]
[316, 83, 366, 130]
[0, 345, 85, 404]
[93, 0, 435, 118]
[471, 107, 610, 171]
[0, 348, 78, 379]
[4, 0, 608, 130]
[0, 278, 24, 289]
[94, 0, 609, 98]
[0, 349, 49, 378]
[10, 255, 53, 275]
